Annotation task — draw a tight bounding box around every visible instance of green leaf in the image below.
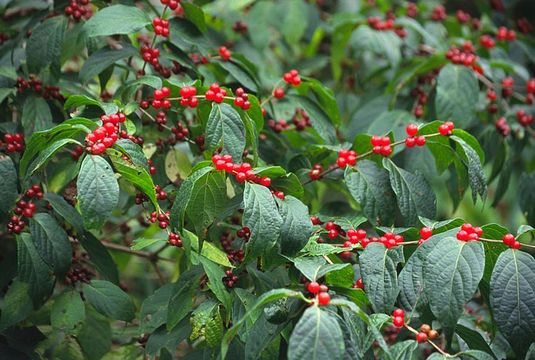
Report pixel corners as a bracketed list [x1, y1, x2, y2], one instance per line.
[519, 172, 535, 225]
[21, 95, 53, 137]
[300, 78, 341, 126]
[435, 64, 479, 127]
[17, 234, 55, 305]
[281, 0, 308, 44]
[51, 290, 86, 333]
[360, 242, 400, 313]
[278, 195, 313, 255]
[27, 138, 82, 178]
[26, 16, 67, 73]
[64, 94, 119, 114]
[490, 249, 535, 357]
[383, 158, 436, 226]
[140, 283, 174, 333]
[0, 281, 34, 331]
[390, 340, 418, 360]
[83, 5, 151, 37]
[77, 155, 119, 229]
[424, 237, 485, 328]
[44, 193, 84, 233]
[108, 148, 158, 210]
[451, 135, 487, 203]
[345, 160, 396, 226]
[130, 238, 166, 251]
[77, 310, 112, 360]
[170, 166, 212, 231]
[80, 45, 137, 83]
[200, 241, 234, 268]
[82, 280, 135, 321]
[456, 324, 497, 359]
[147, 321, 191, 356]
[243, 183, 283, 258]
[167, 267, 202, 331]
[206, 103, 246, 161]
[79, 232, 119, 284]
[200, 257, 232, 311]
[29, 213, 72, 276]
[293, 257, 350, 281]
[215, 59, 259, 92]
[288, 95, 338, 144]
[351, 25, 402, 66]
[287, 306, 345, 360]
[186, 170, 227, 235]
[0, 155, 18, 213]
[182, 2, 207, 32]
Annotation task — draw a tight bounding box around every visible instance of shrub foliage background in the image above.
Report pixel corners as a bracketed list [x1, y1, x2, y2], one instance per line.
[0, 0, 534, 359]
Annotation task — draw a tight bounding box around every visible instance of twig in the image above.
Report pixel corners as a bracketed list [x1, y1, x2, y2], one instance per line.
[101, 241, 175, 263]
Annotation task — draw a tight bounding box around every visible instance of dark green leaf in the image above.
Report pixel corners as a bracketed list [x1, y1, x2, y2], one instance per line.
[77, 155, 119, 229]
[83, 5, 151, 37]
[44, 193, 84, 233]
[206, 103, 246, 161]
[182, 2, 207, 32]
[490, 249, 535, 357]
[360, 242, 400, 313]
[0, 281, 34, 331]
[167, 267, 202, 331]
[64, 95, 119, 114]
[345, 160, 396, 226]
[29, 212, 72, 276]
[21, 96, 53, 137]
[456, 324, 497, 359]
[82, 280, 135, 321]
[451, 135, 487, 203]
[77, 310, 112, 360]
[200, 257, 232, 311]
[0, 155, 18, 213]
[26, 16, 67, 73]
[287, 306, 345, 360]
[288, 95, 338, 144]
[27, 138, 81, 178]
[243, 183, 283, 258]
[79, 232, 119, 284]
[278, 195, 313, 255]
[80, 45, 137, 83]
[51, 290, 86, 333]
[519, 172, 535, 225]
[140, 284, 174, 333]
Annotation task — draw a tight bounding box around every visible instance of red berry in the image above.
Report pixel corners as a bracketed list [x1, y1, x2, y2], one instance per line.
[420, 227, 433, 240]
[317, 292, 330, 305]
[416, 332, 428, 343]
[307, 281, 320, 294]
[503, 233, 515, 246]
[273, 87, 284, 99]
[393, 308, 404, 317]
[406, 124, 419, 137]
[392, 316, 404, 327]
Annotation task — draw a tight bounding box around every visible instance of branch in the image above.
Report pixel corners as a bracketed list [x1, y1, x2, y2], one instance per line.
[101, 241, 175, 263]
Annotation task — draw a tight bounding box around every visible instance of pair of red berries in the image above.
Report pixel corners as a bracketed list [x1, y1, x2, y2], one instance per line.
[392, 308, 405, 327]
[3, 133, 24, 153]
[307, 281, 331, 305]
[152, 86, 171, 109]
[438, 121, 455, 136]
[205, 83, 227, 103]
[218, 46, 231, 61]
[516, 110, 534, 127]
[152, 17, 170, 37]
[336, 149, 357, 168]
[502, 234, 521, 249]
[308, 164, 323, 181]
[179, 86, 198, 107]
[479, 35, 496, 49]
[140, 46, 160, 66]
[496, 26, 516, 42]
[404, 123, 426, 148]
[85, 113, 126, 155]
[456, 223, 483, 241]
[371, 136, 393, 156]
[149, 211, 170, 229]
[418, 227, 433, 245]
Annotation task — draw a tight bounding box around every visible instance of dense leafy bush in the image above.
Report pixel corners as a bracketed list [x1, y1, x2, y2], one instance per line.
[1, 0, 535, 359]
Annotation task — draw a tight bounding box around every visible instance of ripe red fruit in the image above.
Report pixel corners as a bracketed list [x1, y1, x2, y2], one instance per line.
[416, 332, 428, 343]
[307, 281, 320, 293]
[420, 227, 433, 239]
[502, 233, 515, 246]
[273, 87, 284, 99]
[317, 292, 331, 305]
[319, 284, 328, 293]
[392, 316, 404, 327]
[393, 308, 404, 317]
[406, 123, 419, 137]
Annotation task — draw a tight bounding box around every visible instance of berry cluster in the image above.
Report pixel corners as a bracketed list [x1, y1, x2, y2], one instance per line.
[148, 159, 157, 174]
[418, 324, 439, 342]
[85, 112, 126, 154]
[223, 270, 238, 288]
[291, 108, 312, 130]
[324, 221, 345, 240]
[140, 46, 161, 67]
[71, 145, 84, 160]
[236, 226, 250, 241]
[456, 223, 483, 241]
[267, 119, 289, 133]
[2, 133, 24, 153]
[430, 5, 446, 21]
[232, 21, 248, 34]
[169, 123, 190, 143]
[64, 255, 93, 285]
[502, 234, 521, 249]
[160, 0, 180, 10]
[308, 164, 323, 181]
[445, 42, 478, 68]
[179, 86, 199, 107]
[438, 121, 455, 135]
[406, 2, 417, 18]
[220, 230, 245, 264]
[148, 211, 170, 229]
[7, 185, 43, 234]
[516, 110, 533, 127]
[152, 86, 171, 109]
[496, 26, 516, 42]
[155, 185, 167, 200]
[455, 10, 470, 23]
[16, 76, 64, 100]
[501, 76, 514, 98]
[307, 281, 331, 305]
[168, 232, 183, 247]
[218, 46, 231, 61]
[418, 227, 433, 245]
[336, 149, 357, 168]
[404, 124, 426, 148]
[364, 231, 404, 249]
[152, 18, 170, 37]
[64, 0, 92, 22]
[392, 308, 405, 327]
[205, 83, 227, 103]
[212, 154, 268, 184]
[479, 34, 495, 49]
[282, 70, 301, 86]
[495, 117, 511, 136]
[367, 17, 406, 38]
[371, 136, 393, 156]
[233, 88, 250, 110]
[155, 111, 167, 127]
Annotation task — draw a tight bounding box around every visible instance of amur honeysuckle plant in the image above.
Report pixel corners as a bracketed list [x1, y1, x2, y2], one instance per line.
[1, 0, 535, 359]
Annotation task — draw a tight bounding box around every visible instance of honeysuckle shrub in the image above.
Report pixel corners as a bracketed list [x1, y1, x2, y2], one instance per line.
[0, 0, 534, 359]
